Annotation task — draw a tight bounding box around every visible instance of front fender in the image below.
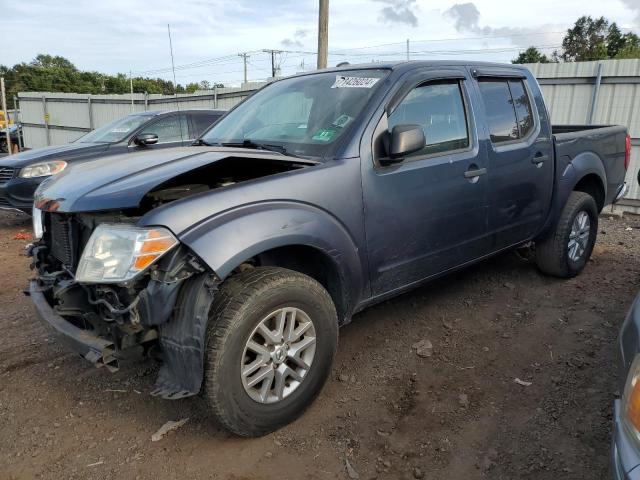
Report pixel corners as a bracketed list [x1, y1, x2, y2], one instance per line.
[177, 200, 365, 308]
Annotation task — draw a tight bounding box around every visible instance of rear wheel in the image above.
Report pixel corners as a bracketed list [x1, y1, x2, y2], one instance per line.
[535, 191, 598, 278]
[203, 267, 338, 437]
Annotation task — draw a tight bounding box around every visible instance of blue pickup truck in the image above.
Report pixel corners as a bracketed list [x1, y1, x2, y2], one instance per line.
[27, 61, 630, 437]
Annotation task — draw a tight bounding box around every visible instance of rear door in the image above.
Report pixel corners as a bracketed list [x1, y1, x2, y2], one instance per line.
[362, 68, 490, 296]
[471, 70, 554, 250]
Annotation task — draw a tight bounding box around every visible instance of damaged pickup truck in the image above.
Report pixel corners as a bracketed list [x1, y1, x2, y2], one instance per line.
[27, 61, 630, 437]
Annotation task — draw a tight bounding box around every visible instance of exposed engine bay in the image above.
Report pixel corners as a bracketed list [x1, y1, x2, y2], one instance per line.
[28, 154, 314, 396]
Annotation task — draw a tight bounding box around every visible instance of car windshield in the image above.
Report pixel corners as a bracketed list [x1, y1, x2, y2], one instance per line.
[200, 69, 389, 158]
[76, 115, 151, 143]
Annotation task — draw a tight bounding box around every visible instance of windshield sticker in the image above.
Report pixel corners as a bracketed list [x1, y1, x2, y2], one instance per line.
[312, 128, 336, 142]
[331, 75, 380, 89]
[332, 114, 353, 128]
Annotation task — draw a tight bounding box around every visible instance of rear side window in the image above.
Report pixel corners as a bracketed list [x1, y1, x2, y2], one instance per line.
[388, 80, 469, 157]
[478, 78, 534, 143]
[192, 113, 222, 137]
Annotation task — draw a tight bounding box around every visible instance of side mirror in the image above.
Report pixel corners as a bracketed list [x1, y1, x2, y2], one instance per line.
[134, 133, 158, 146]
[382, 125, 426, 164]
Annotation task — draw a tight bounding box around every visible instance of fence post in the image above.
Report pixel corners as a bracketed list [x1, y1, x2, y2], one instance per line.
[144, 91, 149, 111]
[87, 96, 94, 130]
[13, 95, 23, 151]
[214, 85, 218, 108]
[587, 62, 603, 125]
[42, 95, 50, 146]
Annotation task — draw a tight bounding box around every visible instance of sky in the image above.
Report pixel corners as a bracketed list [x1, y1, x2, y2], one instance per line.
[3, 0, 640, 86]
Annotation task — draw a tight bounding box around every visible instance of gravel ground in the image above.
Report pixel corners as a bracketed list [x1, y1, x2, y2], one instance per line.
[1, 210, 639, 479]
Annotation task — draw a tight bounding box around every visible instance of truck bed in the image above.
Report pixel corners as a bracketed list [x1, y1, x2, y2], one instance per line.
[552, 124, 628, 206]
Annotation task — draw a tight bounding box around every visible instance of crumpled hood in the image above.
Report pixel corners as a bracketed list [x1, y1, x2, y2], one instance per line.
[34, 146, 309, 212]
[0, 142, 108, 168]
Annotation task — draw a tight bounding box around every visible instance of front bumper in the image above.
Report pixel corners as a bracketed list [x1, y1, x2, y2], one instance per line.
[28, 280, 119, 371]
[0, 176, 43, 214]
[614, 183, 629, 204]
[613, 400, 640, 479]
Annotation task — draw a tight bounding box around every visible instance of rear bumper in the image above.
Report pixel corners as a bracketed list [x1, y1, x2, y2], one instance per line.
[28, 280, 119, 371]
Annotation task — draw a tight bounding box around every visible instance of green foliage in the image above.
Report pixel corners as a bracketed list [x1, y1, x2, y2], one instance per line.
[512, 47, 550, 64]
[514, 17, 640, 64]
[0, 54, 222, 101]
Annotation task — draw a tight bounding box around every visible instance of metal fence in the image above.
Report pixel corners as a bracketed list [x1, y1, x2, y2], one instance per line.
[15, 59, 640, 209]
[524, 58, 640, 211]
[16, 82, 265, 149]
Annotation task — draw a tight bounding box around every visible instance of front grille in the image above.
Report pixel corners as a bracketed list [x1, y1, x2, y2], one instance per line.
[0, 197, 11, 207]
[49, 214, 75, 269]
[0, 167, 15, 185]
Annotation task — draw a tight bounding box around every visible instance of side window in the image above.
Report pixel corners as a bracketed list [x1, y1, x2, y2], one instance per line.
[140, 114, 189, 143]
[509, 80, 534, 138]
[478, 79, 534, 143]
[191, 113, 221, 137]
[388, 80, 469, 157]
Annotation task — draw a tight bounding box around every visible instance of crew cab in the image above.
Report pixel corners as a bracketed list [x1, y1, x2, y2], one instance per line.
[27, 61, 630, 437]
[0, 109, 224, 214]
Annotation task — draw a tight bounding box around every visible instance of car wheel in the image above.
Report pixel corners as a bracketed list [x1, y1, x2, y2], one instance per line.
[535, 191, 598, 278]
[203, 266, 338, 437]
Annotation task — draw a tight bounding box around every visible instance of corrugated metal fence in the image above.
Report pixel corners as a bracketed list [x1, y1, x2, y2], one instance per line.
[16, 82, 265, 149]
[15, 59, 640, 208]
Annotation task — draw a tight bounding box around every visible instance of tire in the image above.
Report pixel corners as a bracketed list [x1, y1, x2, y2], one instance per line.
[202, 267, 338, 437]
[535, 191, 598, 278]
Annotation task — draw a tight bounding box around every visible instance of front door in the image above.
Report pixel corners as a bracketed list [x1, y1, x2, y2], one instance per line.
[362, 69, 490, 297]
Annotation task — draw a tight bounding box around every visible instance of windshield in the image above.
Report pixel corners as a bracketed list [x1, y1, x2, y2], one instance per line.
[76, 115, 150, 143]
[200, 69, 389, 158]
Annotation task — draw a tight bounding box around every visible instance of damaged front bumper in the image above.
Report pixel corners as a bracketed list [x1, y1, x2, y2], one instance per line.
[28, 280, 119, 371]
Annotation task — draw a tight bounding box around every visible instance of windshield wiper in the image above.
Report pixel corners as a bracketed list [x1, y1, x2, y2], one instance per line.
[221, 139, 289, 156]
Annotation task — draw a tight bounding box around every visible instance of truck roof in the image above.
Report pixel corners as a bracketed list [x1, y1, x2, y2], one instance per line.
[290, 60, 529, 78]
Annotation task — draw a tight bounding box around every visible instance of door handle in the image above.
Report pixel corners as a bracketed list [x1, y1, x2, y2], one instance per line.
[464, 167, 487, 179]
[532, 152, 549, 166]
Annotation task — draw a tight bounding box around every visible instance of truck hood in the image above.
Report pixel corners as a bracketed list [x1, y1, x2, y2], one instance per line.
[0, 142, 109, 168]
[34, 146, 315, 212]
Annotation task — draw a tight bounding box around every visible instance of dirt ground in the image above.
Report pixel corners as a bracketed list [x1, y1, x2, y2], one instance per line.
[1, 210, 638, 480]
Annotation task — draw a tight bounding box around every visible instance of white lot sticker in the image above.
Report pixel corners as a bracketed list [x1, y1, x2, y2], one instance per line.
[331, 75, 380, 88]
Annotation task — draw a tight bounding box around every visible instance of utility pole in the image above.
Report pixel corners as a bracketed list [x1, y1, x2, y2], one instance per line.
[1, 78, 12, 156]
[262, 49, 282, 78]
[317, 0, 329, 69]
[406, 39, 410, 61]
[238, 52, 250, 84]
[129, 71, 134, 112]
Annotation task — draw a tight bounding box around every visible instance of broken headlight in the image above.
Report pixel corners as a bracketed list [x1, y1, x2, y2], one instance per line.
[75, 224, 178, 283]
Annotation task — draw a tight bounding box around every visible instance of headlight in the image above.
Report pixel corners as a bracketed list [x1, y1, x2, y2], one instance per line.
[623, 355, 640, 446]
[20, 160, 67, 178]
[75, 224, 178, 283]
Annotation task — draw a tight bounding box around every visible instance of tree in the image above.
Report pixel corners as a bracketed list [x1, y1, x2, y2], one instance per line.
[0, 54, 213, 100]
[561, 16, 610, 62]
[512, 47, 550, 64]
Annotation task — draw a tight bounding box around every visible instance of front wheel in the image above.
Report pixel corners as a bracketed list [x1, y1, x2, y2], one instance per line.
[202, 267, 338, 437]
[535, 191, 598, 278]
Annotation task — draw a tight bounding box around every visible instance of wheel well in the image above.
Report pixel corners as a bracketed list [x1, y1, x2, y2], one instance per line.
[574, 174, 605, 212]
[248, 245, 349, 324]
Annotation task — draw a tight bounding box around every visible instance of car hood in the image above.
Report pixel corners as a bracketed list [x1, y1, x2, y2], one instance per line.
[0, 142, 108, 168]
[34, 146, 314, 212]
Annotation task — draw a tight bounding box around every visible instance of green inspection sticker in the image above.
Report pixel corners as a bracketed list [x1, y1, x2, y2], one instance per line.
[312, 128, 336, 142]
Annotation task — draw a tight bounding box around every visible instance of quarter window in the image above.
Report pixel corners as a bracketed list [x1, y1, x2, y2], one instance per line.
[388, 80, 469, 157]
[478, 79, 534, 143]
